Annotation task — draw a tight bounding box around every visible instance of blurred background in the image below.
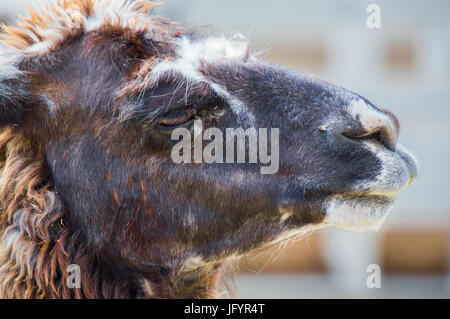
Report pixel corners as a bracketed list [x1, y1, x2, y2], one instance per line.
[1, 0, 449, 298]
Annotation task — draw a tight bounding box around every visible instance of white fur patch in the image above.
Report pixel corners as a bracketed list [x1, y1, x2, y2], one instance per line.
[150, 36, 249, 80]
[348, 98, 398, 143]
[85, 0, 144, 32]
[0, 209, 36, 268]
[26, 28, 66, 54]
[148, 36, 256, 125]
[175, 35, 249, 64]
[278, 207, 293, 222]
[183, 206, 197, 229]
[355, 142, 416, 195]
[323, 195, 394, 231]
[202, 36, 249, 62]
[2, 227, 21, 251]
[140, 278, 156, 297]
[348, 98, 384, 129]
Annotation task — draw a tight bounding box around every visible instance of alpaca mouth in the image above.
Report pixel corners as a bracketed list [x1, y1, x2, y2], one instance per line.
[322, 194, 396, 231]
[324, 145, 419, 232]
[356, 144, 419, 198]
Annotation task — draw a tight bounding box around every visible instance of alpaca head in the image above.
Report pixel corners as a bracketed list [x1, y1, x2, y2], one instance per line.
[0, 0, 417, 298]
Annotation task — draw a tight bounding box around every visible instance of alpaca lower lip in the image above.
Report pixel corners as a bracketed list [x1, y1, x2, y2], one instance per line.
[331, 194, 396, 212]
[351, 194, 395, 204]
[323, 194, 396, 231]
[340, 194, 395, 205]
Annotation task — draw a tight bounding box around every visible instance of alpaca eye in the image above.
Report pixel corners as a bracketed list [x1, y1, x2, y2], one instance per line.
[157, 109, 195, 134]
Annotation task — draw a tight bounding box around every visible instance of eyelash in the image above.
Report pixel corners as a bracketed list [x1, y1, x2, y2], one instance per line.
[158, 109, 195, 127]
[154, 106, 224, 132]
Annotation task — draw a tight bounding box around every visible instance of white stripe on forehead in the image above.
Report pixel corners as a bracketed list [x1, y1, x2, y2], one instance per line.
[148, 36, 255, 125]
[141, 35, 250, 83]
[175, 36, 249, 65]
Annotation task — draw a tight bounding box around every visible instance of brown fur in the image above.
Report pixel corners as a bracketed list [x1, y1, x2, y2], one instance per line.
[0, 127, 140, 298]
[0, 0, 169, 299]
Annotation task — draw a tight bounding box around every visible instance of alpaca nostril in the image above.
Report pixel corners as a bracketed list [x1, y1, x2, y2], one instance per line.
[342, 108, 400, 151]
[343, 121, 398, 151]
[375, 125, 398, 151]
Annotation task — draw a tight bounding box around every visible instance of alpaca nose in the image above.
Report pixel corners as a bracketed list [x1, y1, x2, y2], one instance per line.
[342, 106, 400, 151]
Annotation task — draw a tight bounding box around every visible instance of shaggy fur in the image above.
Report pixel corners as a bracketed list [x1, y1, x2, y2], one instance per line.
[0, 0, 167, 52]
[0, 128, 143, 298]
[0, 0, 185, 299]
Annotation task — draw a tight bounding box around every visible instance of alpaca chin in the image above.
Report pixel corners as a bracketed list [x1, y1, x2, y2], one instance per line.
[322, 195, 395, 232]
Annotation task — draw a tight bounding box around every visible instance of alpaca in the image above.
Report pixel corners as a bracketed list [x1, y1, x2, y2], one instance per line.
[0, 0, 418, 298]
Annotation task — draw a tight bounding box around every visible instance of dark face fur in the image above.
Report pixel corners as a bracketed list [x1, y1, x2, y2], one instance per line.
[0, 0, 418, 298]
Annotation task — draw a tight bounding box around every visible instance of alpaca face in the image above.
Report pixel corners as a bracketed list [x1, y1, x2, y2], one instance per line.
[0, 1, 417, 274]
